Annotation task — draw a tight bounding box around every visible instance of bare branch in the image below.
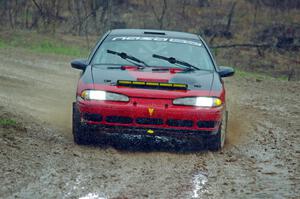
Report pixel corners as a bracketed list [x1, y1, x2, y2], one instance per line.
[31, 0, 45, 19]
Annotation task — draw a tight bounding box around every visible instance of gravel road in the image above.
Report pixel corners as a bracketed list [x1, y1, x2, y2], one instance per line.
[0, 47, 299, 199]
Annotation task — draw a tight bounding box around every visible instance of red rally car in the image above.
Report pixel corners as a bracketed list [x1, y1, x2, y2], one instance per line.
[71, 29, 234, 150]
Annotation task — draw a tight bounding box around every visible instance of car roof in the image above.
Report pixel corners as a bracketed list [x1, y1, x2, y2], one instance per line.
[109, 29, 199, 40]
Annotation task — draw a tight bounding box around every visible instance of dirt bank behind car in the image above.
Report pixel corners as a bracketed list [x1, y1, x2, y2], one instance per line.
[0, 47, 299, 198]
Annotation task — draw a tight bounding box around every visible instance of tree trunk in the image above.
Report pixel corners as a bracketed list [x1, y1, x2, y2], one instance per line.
[8, 1, 14, 29]
[83, 2, 90, 48]
[74, 0, 82, 35]
[226, 1, 237, 32]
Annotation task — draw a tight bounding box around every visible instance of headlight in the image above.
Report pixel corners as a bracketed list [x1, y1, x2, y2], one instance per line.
[173, 97, 222, 107]
[81, 90, 129, 102]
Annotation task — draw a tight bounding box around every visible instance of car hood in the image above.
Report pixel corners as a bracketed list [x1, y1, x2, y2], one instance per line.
[91, 65, 215, 90]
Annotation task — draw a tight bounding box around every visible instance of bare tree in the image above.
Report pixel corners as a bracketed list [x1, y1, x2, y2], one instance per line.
[181, 0, 188, 20]
[251, 0, 260, 28]
[226, 1, 237, 33]
[83, 2, 90, 48]
[7, 1, 14, 29]
[148, 0, 168, 29]
[31, 0, 62, 33]
[74, 0, 82, 35]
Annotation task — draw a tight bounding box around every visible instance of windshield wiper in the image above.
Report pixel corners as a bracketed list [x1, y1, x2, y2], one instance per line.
[152, 54, 199, 70]
[107, 49, 148, 68]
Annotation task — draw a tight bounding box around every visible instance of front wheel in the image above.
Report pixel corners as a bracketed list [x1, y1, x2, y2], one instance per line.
[72, 102, 92, 145]
[207, 110, 228, 151]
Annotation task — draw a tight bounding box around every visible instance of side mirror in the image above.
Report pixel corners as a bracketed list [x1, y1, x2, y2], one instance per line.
[71, 59, 88, 70]
[218, 66, 235, 77]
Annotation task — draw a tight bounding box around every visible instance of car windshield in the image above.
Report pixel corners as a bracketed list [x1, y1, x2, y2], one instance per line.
[91, 36, 215, 70]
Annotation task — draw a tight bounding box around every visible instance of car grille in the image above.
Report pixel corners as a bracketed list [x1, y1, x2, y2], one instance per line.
[106, 116, 133, 124]
[102, 115, 216, 129]
[136, 118, 164, 125]
[166, 119, 193, 127]
[197, 121, 217, 128]
[83, 113, 102, 122]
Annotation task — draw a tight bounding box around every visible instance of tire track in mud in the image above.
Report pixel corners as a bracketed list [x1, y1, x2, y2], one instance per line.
[197, 77, 300, 199]
[0, 48, 299, 198]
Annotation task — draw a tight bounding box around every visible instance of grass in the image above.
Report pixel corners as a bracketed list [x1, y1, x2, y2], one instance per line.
[0, 118, 17, 126]
[235, 69, 288, 81]
[0, 40, 8, 48]
[0, 31, 89, 57]
[31, 40, 86, 56]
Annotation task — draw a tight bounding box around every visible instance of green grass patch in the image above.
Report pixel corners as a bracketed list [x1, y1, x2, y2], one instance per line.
[0, 31, 89, 57]
[0, 118, 17, 126]
[235, 69, 288, 81]
[0, 39, 8, 48]
[31, 40, 86, 57]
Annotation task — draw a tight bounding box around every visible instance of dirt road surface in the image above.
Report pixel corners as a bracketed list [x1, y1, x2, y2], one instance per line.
[0, 47, 299, 198]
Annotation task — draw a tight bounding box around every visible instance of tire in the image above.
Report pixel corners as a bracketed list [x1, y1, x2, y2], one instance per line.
[72, 102, 92, 145]
[208, 110, 228, 151]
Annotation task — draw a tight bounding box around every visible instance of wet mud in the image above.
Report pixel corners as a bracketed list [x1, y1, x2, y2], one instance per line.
[0, 48, 299, 198]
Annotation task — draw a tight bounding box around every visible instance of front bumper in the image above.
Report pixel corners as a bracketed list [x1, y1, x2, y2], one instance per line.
[85, 123, 219, 137]
[76, 97, 224, 135]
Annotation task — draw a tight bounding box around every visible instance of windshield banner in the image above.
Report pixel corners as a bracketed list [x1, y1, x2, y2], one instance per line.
[111, 36, 202, 47]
